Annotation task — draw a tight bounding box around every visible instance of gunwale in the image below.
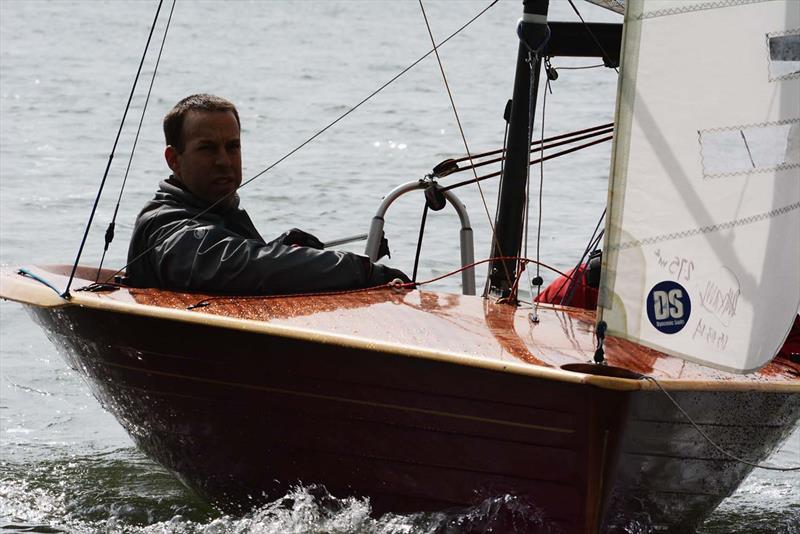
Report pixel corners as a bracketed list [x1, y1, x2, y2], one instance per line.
[2, 264, 798, 393]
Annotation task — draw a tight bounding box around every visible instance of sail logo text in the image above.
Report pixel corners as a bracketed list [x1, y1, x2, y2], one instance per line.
[647, 281, 691, 334]
[654, 249, 694, 282]
[699, 277, 740, 327]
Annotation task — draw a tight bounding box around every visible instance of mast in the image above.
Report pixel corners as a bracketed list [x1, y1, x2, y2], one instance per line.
[486, 0, 550, 299]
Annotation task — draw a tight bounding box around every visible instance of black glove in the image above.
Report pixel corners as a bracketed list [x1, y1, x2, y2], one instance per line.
[279, 228, 324, 250]
[368, 263, 411, 286]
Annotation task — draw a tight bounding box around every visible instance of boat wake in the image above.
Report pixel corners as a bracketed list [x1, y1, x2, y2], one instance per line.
[0, 474, 563, 533]
[2, 452, 798, 533]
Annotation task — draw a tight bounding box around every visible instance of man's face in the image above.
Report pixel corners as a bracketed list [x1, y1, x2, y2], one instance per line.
[165, 110, 242, 209]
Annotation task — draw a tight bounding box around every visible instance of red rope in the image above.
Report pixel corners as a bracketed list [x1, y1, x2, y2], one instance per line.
[403, 256, 579, 291]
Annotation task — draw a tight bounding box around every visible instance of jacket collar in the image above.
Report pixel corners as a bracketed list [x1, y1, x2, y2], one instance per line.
[157, 176, 241, 214]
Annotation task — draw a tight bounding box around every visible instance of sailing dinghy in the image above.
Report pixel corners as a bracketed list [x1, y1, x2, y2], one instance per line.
[1, 0, 798, 532]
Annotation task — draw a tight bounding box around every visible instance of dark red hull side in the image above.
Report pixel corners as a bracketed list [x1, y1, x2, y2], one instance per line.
[30, 304, 629, 532]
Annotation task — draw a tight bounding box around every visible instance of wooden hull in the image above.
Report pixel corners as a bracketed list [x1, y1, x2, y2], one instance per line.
[604, 390, 799, 532]
[29, 303, 628, 532]
[4, 265, 799, 532]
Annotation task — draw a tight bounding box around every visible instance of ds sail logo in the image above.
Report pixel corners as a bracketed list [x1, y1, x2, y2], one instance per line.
[647, 281, 691, 334]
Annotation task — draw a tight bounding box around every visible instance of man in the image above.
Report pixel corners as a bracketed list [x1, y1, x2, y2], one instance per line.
[127, 94, 409, 294]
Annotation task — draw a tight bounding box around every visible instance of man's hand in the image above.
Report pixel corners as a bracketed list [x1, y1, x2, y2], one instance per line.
[280, 228, 324, 249]
[369, 263, 411, 286]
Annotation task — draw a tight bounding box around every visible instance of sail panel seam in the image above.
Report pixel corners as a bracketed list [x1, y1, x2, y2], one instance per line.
[700, 117, 800, 132]
[700, 162, 800, 179]
[638, 0, 777, 20]
[610, 202, 800, 251]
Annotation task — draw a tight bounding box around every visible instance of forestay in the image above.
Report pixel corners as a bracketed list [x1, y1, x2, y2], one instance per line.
[599, 0, 800, 372]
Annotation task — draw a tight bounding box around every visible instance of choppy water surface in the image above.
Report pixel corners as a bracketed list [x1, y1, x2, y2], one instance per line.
[1, 1, 798, 532]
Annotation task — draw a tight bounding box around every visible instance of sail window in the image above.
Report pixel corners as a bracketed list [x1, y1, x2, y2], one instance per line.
[767, 31, 800, 81]
[699, 120, 800, 178]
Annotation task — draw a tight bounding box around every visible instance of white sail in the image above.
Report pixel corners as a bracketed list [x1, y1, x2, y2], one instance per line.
[599, 0, 800, 372]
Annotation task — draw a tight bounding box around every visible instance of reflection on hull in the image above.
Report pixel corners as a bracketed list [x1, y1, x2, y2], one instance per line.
[29, 303, 800, 533]
[32, 304, 627, 532]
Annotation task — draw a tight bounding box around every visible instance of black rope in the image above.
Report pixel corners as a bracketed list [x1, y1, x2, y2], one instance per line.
[96, 0, 176, 282]
[511, 11, 550, 303]
[561, 210, 605, 306]
[63, 0, 165, 297]
[418, 0, 513, 289]
[515, 51, 541, 304]
[100, 0, 501, 286]
[443, 125, 613, 177]
[411, 203, 430, 283]
[484, 102, 513, 297]
[533, 74, 550, 302]
[446, 122, 613, 166]
[566, 0, 620, 73]
[644, 376, 800, 471]
[440, 134, 613, 192]
[239, 0, 500, 193]
[555, 63, 605, 71]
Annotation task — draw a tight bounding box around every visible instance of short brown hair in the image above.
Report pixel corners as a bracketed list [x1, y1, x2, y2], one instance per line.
[163, 94, 240, 152]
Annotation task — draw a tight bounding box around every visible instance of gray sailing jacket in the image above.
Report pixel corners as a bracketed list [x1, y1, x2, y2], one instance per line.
[126, 178, 382, 294]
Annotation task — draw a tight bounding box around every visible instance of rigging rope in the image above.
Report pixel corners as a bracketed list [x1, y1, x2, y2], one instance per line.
[524, 0, 619, 305]
[63, 0, 165, 297]
[96, 0, 177, 282]
[561, 209, 605, 306]
[516, 51, 542, 308]
[487, 100, 512, 296]
[56, 1, 800, 475]
[644, 376, 800, 472]
[500, 16, 550, 300]
[440, 133, 613, 192]
[100, 0, 501, 286]
[445, 122, 613, 167]
[440, 124, 613, 177]
[566, 0, 620, 73]
[417, 0, 513, 288]
[411, 203, 429, 283]
[522, 138, 532, 304]
[182, 255, 580, 309]
[532, 75, 551, 307]
[555, 63, 606, 71]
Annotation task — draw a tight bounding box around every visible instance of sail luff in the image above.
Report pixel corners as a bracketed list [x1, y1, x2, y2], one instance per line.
[597, 0, 643, 326]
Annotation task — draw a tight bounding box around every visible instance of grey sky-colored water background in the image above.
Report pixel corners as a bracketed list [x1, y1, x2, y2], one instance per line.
[0, 1, 798, 532]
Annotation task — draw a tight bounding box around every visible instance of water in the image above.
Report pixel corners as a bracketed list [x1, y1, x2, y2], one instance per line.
[1, 1, 797, 532]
